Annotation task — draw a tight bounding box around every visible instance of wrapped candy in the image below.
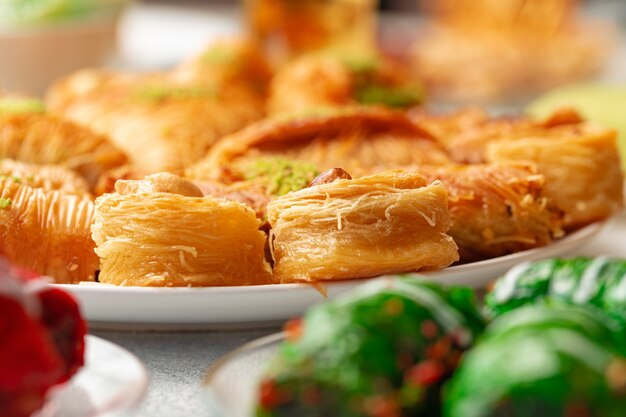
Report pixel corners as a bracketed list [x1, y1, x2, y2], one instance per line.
[0, 258, 86, 417]
[485, 257, 626, 327]
[445, 304, 626, 417]
[257, 277, 485, 417]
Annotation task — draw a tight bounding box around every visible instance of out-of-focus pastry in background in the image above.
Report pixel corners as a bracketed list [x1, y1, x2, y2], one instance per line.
[245, 0, 379, 67]
[46, 40, 270, 174]
[0, 0, 130, 95]
[187, 106, 450, 186]
[411, 0, 616, 103]
[268, 54, 423, 115]
[0, 94, 128, 191]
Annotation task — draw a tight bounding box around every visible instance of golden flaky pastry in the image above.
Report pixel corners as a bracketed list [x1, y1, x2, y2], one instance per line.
[187, 106, 450, 182]
[172, 39, 272, 93]
[0, 178, 98, 284]
[92, 173, 272, 287]
[486, 125, 623, 228]
[267, 170, 458, 283]
[0, 112, 127, 189]
[0, 159, 90, 196]
[46, 41, 270, 174]
[417, 163, 564, 262]
[421, 108, 623, 228]
[268, 55, 423, 115]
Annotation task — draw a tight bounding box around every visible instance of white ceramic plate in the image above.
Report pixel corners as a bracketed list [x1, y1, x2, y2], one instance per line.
[35, 335, 148, 417]
[52, 222, 604, 330]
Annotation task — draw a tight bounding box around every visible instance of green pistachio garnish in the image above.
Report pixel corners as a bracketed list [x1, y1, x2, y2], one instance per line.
[0, 174, 22, 184]
[202, 47, 237, 65]
[134, 85, 216, 103]
[341, 54, 380, 75]
[0, 98, 46, 115]
[242, 157, 319, 196]
[0, 198, 12, 209]
[355, 84, 424, 108]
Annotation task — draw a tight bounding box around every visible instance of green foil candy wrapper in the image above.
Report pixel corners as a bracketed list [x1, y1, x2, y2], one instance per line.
[485, 257, 626, 324]
[444, 304, 626, 417]
[256, 277, 485, 417]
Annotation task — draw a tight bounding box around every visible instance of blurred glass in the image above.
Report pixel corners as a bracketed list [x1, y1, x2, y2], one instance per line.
[245, 0, 378, 66]
[0, 0, 128, 27]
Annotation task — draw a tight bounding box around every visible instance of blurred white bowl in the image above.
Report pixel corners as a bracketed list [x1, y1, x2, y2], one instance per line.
[0, 5, 128, 95]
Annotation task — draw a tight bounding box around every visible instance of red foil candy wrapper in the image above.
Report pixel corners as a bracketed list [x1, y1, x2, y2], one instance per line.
[0, 257, 86, 417]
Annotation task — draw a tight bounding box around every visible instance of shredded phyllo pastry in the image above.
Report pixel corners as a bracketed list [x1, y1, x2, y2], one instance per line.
[486, 125, 623, 228]
[0, 178, 98, 284]
[0, 112, 127, 189]
[267, 170, 458, 283]
[0, 159, 90, 196]
[92, 173, 273, 287]
[414, 108, 624, 228]
[417, 163, 564, 261]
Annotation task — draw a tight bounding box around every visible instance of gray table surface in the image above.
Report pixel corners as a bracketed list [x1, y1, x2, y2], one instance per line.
[92, 328, 276, 417]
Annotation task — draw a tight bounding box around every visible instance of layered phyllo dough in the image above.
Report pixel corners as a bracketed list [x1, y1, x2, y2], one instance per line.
[0, 177, 98, 284]
[267, 170, 458, 283]
[187, 106, 450, 183]
[0, 159, 90, 196]
[0, 111, 127, 189]
[92, 173, 272, 287]
[415, 108, 624, 228]
[46, 41, 270, 174]
[486, 125, 623, 228]
[417, 163, 564, 261]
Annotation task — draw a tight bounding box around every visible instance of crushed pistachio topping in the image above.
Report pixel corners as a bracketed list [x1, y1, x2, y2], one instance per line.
[242, 157, 319, 196]
[202, 47, 237, 65]
[0, 198, 12, 209]
[0, 174, 22, 184]
[341, 54, 380, 75]
[355, 84, 424, 108]
[134, 85, 216, 103]
[0, 98, 46, 115]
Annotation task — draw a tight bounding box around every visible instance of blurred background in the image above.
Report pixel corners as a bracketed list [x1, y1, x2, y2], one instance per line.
[1, 0, 624, 104]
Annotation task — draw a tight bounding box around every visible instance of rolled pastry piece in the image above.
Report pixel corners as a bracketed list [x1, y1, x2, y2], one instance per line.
[187, 106, 450, 183]
[416, 108, 623, 228]
[0, 112, 127, 189]
[266, 170, 458, 283]
[46, 41, 269, 174]
[418, 163, 564, 262]
[0, 179, 98, 284]
[0, 159, 90, 196]
[486, 124, 623, 228]
[92, 173, 273, 287]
